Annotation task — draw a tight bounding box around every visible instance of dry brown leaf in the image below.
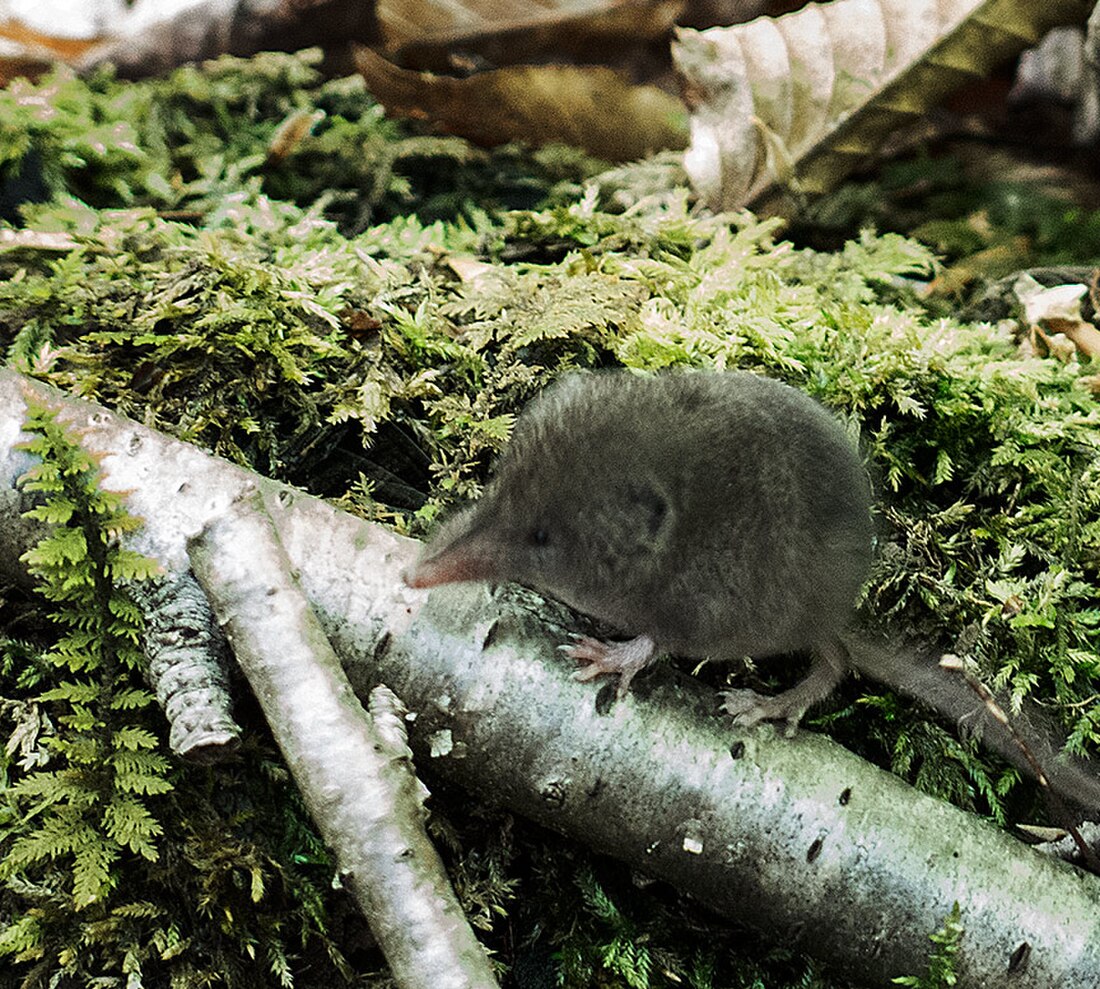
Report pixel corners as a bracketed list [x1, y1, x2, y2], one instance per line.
[674, 0, 1094, 211]
[355, 45, 688, 160]
[1049, 317, 1100, 359]
[1015, 275, 1100, 361]
[930, 237, 1031, 296]
[266, 108, 326, 165]
[0, 16, 101, 85]
[1016, 276, 1100, 360]
[377, 0, 684, 71]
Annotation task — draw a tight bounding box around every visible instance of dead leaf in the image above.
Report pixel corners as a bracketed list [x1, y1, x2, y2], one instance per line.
[267, 108, 327, 165]
[1015, 273, 1100, 360]
[1050, 318, 1100, 359]
[1031, 325, 1078, 362]
[673, 0, 1095, 211]
[354, 45, 688, 160]
[377, 0, 684, 71]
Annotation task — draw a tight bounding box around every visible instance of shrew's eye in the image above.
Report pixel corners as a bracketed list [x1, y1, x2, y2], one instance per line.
[530, 527, 550, 547]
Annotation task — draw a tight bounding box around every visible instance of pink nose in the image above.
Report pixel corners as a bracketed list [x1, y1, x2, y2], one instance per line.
[403, 549, 491, 588]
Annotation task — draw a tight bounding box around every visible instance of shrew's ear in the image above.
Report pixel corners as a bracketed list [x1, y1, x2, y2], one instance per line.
[624, 477, 673, 550]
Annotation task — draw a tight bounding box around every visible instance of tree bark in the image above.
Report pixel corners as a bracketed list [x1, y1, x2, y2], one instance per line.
[187, 487, 498, 989]
[3, 367, 1100, 987]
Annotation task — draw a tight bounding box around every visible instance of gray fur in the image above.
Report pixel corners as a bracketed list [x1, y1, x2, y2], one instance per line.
[414, 369, 872, 662]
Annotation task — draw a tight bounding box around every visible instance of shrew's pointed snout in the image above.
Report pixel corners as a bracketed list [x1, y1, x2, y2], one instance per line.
[402, 551, 469, 588]
[403, 530, 505, 588]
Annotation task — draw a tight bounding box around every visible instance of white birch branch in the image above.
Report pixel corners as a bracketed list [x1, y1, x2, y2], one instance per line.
[2, 368, 1100, 986]
[186, 486, 498, 989]
[0, 392, 240, 761]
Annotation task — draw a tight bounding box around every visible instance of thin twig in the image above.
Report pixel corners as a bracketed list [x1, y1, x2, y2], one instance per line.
[940, 654, 1100, 872]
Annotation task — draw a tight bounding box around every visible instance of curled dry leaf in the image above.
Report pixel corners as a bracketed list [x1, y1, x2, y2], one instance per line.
[673, 0, 1094, 211]
[376, 0, 683, 71]
[1014, 273, 1100, 362]
[1045, 318, 1100, 359]
[354, 44, 688, 161]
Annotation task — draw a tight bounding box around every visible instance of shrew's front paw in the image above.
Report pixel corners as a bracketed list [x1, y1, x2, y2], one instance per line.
[561, 634, 657, 700]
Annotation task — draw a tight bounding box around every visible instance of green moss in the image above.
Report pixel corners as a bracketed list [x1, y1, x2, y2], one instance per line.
[893, 904, 963, 989]
[790, 149, 1100, 279]
[0, 50, 602, 232]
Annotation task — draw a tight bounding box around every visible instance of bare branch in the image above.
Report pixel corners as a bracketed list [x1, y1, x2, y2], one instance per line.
[187, 485, 498, 989]
[940, 653, 1100, 870]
